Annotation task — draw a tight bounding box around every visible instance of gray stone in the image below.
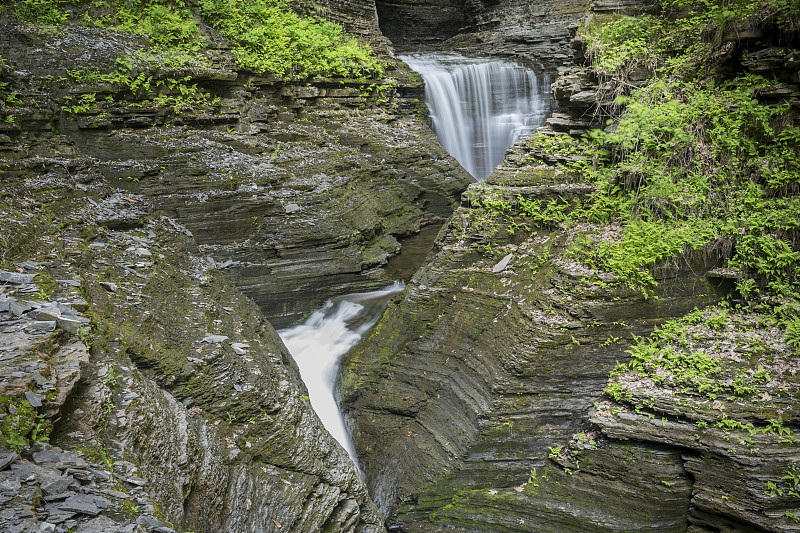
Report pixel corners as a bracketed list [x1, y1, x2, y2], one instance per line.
[39, 522, 56, 533]
[57, 494, 110, 516]
[25, 391, 43, 408]
[101, 489, 128, 499]
[35, 310, 61, 322]
[64, 468, 93, 481]
[98, 282, 118, 293]
[0, 476, 20, 493]
[0, 297, 10, 313]
[0, 451, 19, 471]
[492, 253, 513, 273]
[201, 335, 228, 343]
[43, 506, 77, 523]
[43, 490, 76, 502]
[10, 300, 32, 317]
[231, 342, 249, 354]
[73, 516, 121, 532]
[135, 515, 164, 528]
[41, 476, 74, 495]
[55, 316, 84, 334]
[58, 494, 102, 515]
[0, 270, 37, 284]
[284, 203, 301, 213]
[90, 469, 111, 482]
[30, 321, 56, 333]
[123, 476, 146, 486]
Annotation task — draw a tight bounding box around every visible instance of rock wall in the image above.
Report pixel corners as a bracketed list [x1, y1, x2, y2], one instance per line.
[340, 1, 800, 531]
[0, 3, 468, 531]
[340, 164, 729, 529]
[375, 0, 590, 68]
[0, 18, 471, 328]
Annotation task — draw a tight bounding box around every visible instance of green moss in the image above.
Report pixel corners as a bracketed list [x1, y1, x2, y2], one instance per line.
[0, 395, 51, 451]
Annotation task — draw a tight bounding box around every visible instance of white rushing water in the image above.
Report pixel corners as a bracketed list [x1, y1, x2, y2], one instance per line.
[400, 53, 550, 181]
[277, 282, 405, 463]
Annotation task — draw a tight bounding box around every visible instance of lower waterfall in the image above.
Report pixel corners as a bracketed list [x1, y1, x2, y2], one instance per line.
[400, 53, 550, 181]
[277, 282, 405, 463]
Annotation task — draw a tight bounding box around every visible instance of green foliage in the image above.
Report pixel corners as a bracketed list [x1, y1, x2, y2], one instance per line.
[785, 318, 800, 351]
[0, 396, 50, 451]
[527, 28, 800, 297]
[196, 0, 382, 78]
[580, 0, 800, 82]
[5, 0, 382, 80]
[61, 92, 97, 114]
[8, 0, 69, 24]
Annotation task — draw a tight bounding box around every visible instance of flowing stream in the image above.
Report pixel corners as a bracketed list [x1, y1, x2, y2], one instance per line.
[400, 53, 550, 180]
[278, 282, 405, 463]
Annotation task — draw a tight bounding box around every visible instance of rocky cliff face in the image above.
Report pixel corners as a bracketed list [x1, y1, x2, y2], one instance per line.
[340, 163, 731, 530]
[341, 1, 800, 531]
[0, 17, 471, 329]
[375, 0, 589, 67]
[0, 3, 469, 531]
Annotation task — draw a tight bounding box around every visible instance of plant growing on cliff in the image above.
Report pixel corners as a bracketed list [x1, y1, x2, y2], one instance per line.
[0, 396, 50, 451]
[196, 0, 383, 78]
[8, 0, 69, 24]
[5, 0, 383, 80]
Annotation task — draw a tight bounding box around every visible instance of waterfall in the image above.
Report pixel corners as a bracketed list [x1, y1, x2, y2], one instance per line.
[277, 282, 404, 464]
[400, 53, 550, 181]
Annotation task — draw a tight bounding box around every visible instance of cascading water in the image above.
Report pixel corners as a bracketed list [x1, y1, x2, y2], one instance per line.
[400, 53, 550, 181]
[277, 282, 404, 464]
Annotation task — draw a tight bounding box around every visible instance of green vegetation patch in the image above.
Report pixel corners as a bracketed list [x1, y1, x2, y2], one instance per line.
[197, 0, 383, 78]
[518, 0, 800, 300]
[2, 0, 383, 79]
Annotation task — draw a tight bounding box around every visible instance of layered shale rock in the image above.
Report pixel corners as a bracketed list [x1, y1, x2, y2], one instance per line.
[340, 163, 735, 530]
[0, 150, 386, 532]
[0, 18, 471, 328]
[375, 0, 590, 66]
[0, 3, 469, 531]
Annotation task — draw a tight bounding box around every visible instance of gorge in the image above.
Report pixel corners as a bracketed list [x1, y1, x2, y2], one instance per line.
[0, 0, 799, 532]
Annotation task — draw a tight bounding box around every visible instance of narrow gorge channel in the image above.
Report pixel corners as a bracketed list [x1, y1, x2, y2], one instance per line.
[277, 54, 551, 476]
[2, 1, 798, 532]
[278, 282, 404, 465]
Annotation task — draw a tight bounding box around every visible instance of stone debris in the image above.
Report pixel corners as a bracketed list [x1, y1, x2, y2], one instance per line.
[0, 443, 161, 532]
[492, 253, 513, 273]
[0, 270, 38, 285]
[201, 334, 229, 343]
[231, 342, 250, 355]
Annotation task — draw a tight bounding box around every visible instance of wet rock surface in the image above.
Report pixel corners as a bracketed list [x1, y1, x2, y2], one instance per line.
[0, 19, 472, 328]
[340, 5, 800, 528]
[340, 163, 732, 530]
[0, 155, 388, 531]
[0, 7, 466, 532]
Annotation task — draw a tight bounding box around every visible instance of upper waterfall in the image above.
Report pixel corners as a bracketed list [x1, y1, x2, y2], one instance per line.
[401, 53, 550, 181]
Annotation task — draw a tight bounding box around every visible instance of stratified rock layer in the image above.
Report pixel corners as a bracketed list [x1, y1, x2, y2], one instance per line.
[0, 18, 471, 328]
[0, 7, 468, 532]
[341, 150, 800, 531]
